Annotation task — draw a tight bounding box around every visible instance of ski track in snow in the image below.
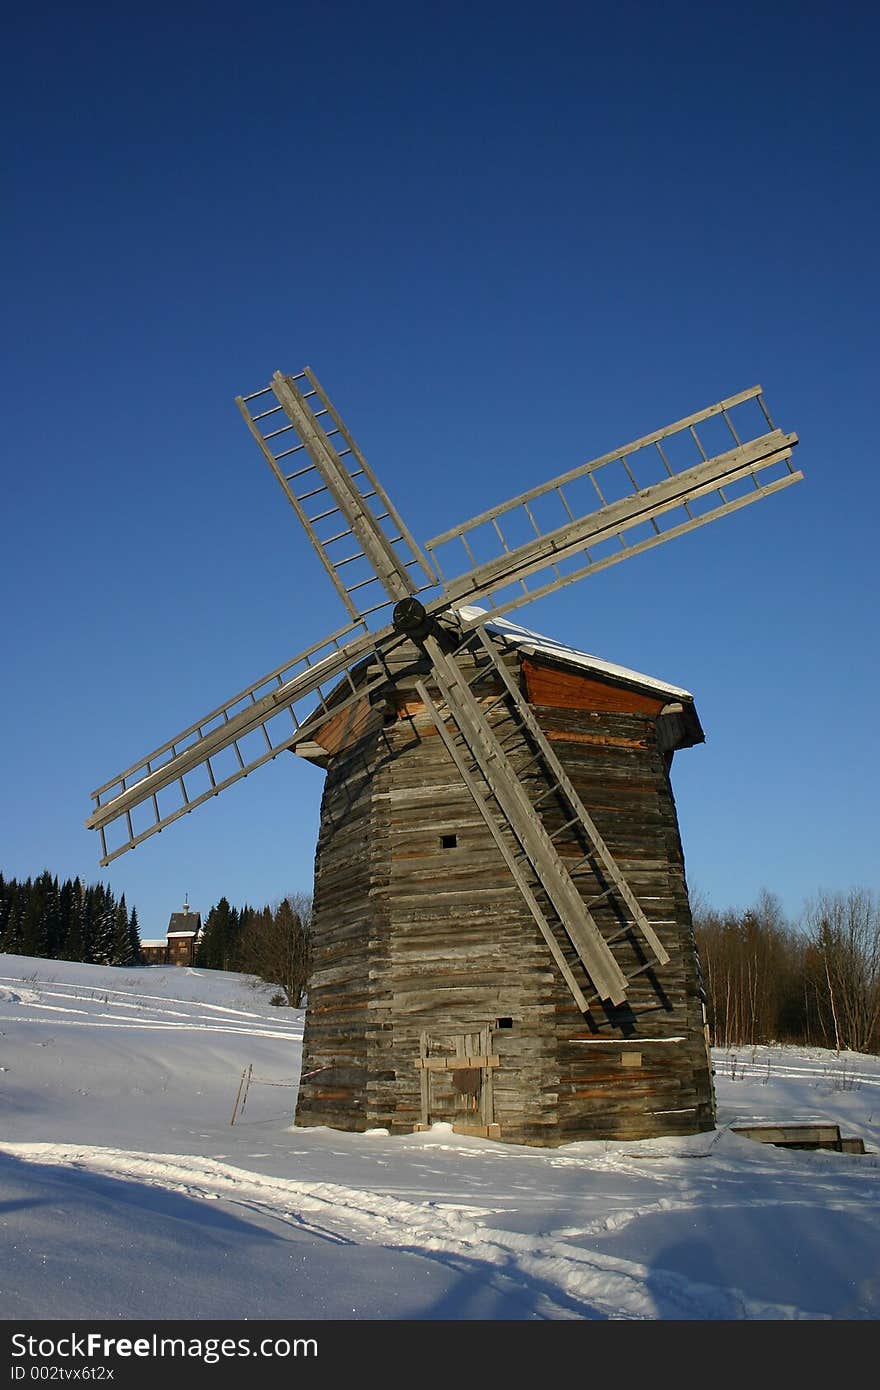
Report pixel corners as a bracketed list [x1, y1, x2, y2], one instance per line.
[0, 975, 296, 1022]
[0, 1141, 816, 1322]
[0, 1009, 301, 1039]
[0, 973, 302, 1040]
[714, 1057, 880, 1089]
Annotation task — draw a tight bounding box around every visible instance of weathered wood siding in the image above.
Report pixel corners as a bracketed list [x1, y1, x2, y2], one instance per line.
[527, 684, 714, 1140]
[369, 700, 561, 1141]
[295, 638, 715, 1144]
[295, 726, 391, 1130]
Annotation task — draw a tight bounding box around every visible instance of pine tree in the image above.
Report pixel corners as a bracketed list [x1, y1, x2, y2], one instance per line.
[92, 884, 118, 965]
[58, 878, 75, 957]
[80, 884, 101, 964]
[0, 880, 23, 953]
[196, 898, 242, 971]
[63, 878, 86, 962]
[38, 873, 63, 959]
[109, 894, 132, 966]
[0, 872, 145, 967]
[128, 906, 142, 964]
[21, 876, 48, 957]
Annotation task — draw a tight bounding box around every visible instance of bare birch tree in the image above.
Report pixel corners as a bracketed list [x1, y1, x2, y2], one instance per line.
[806, 889, 880, 1054]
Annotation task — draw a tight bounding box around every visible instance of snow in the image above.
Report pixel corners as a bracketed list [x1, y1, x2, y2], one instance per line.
[1, 953, 878, 1321]
[455, 605, 694, 700]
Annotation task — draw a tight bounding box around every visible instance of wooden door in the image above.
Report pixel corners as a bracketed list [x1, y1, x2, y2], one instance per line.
[417, 1025, 499, 1138]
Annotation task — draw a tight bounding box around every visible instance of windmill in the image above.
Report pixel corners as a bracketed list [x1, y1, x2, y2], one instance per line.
[86, 369, 801, 1144]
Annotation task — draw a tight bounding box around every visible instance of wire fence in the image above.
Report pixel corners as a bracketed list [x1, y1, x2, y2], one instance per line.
[230, 1063, 332, 1124]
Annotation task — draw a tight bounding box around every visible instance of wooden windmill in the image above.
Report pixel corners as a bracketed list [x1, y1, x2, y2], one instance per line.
[86, 370, 802, 1144]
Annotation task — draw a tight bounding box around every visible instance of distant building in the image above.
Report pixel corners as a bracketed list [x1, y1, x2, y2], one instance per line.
[140, 899, 202, 966]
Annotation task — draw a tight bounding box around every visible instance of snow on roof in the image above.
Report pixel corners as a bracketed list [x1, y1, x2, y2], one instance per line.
[139, 939, 166, 948]
[167, 931, 198, 938]
[455, 606, 694, 702]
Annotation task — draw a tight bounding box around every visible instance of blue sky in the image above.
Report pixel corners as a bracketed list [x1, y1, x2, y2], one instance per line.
[2, 1, 877, 936]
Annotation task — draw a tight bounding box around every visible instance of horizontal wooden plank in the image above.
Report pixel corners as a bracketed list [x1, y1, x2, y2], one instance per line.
[451, 1123, 502, 1139]
[415, 1056, 500, 1070]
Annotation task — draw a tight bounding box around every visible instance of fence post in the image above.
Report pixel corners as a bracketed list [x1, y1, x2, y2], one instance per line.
[230, 1066, 248, 1126]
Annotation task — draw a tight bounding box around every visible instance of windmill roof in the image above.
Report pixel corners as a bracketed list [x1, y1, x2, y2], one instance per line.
[293, 604, 704, 766]
[454, 607, 695, 702]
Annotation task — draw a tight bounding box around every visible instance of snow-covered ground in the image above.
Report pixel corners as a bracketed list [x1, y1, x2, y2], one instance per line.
[1, 953, 878, 1320]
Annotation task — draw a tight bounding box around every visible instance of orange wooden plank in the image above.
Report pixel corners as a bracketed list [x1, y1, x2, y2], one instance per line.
[523, 658, 665, 715]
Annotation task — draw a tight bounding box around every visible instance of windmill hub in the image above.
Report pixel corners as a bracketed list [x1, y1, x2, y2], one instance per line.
[392, 596, 433, 640]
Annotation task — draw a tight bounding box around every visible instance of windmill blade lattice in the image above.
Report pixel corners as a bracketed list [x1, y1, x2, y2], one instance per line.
[86, 621, 405, 864]
[237, 368, 438, 629]
[428, 386, 801, 624]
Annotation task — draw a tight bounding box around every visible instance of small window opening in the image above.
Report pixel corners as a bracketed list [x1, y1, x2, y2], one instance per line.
[497, 1017, 514, 1029]
[440, 834, 457, 849]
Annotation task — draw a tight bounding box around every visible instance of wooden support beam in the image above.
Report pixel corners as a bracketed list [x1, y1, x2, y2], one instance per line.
[415, 680, 594, 1014]
[423, 635, 629, 1004]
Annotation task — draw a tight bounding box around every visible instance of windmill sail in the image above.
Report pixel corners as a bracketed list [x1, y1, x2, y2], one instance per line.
[86, 622, 403, 865]
[237, 368, 437, 628]
[426, 386, 801, 623]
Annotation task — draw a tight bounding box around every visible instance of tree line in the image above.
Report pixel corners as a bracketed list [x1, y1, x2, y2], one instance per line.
[0, 869, 311, 1007]
[694, 887, 880, 1054]
[4, 867, 877, 1045]
[0, 871, 142, 966]
[196, 892, 312, 1007]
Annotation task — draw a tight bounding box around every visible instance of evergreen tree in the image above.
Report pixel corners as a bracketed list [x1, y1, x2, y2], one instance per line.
[39, 873, 63, 959]
[0, 871, 145, 967]
[21, 876, 48, 957]
[63, 878, 86, 962]
[78, 885, 95, 963]
[109, 894, 133, 966]
[1, 880, 23, 953]
[58, 878, 76, 957]
[197, 898, 240, 970]
[128, 906, 142, 964]
[93, 884, 118, 966]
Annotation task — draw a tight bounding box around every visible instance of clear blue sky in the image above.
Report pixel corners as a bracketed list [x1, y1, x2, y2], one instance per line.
[2, 1, 877, 937]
